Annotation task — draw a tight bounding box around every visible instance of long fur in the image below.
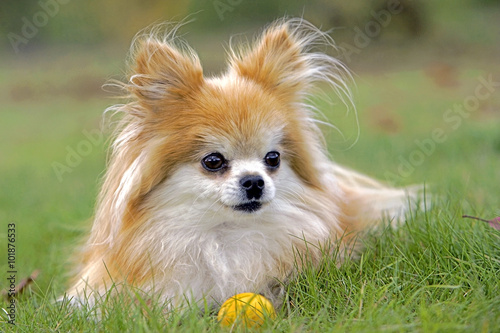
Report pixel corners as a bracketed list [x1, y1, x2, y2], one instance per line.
[66, 18, 424, 310]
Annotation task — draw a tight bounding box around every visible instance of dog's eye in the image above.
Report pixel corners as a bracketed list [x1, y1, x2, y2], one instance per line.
[264, 151, 280, 168]
[201, 153, 226, 171]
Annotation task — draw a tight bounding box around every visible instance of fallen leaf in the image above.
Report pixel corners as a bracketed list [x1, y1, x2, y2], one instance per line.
[1, 269, 40, 300]
[462, 215, 500, 231]
[487, 217, 500, 231]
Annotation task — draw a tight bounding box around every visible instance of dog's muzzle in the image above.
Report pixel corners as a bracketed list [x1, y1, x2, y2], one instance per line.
[233, 175, 265, 212]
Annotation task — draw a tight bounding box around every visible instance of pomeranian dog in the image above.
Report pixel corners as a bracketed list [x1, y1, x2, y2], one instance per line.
[66, 18, 423, 310]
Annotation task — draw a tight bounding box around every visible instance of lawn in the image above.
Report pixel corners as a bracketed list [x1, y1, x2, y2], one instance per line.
[1, 29, 499, 332]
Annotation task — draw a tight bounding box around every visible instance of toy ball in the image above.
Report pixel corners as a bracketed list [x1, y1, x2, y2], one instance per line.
[217, 292, 277, 328]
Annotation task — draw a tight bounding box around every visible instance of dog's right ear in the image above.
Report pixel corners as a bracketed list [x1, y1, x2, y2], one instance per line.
[129, 39, 204, 109]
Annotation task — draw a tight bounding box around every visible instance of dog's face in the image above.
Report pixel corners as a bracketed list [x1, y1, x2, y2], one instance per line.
[196, 128, 281, 215]
[112, 22, 350, 228]
[179, 78, 287, 215]
[149, 77, 297, 219]
[207, 150, 280, 213]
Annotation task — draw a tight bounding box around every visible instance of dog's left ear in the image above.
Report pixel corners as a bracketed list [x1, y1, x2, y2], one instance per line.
[232, 22, 335, 103]
[229, 20, 349, 105]
[229, 24, 304, 101]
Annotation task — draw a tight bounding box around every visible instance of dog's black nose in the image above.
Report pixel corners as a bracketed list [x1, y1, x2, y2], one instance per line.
[240, 175, 265, 200]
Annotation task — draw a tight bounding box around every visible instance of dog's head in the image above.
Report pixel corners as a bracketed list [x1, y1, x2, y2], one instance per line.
[101, 19, 352, 231]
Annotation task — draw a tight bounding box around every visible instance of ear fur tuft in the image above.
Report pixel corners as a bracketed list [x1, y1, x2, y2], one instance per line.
[229, 18, 353, 105]
[128, 36, 204, 108]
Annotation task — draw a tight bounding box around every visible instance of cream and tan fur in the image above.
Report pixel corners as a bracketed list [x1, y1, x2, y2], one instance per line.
[66, 18, 423, 311]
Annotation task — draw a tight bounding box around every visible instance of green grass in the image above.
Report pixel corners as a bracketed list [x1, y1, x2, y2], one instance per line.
[1, 32, 500, 332]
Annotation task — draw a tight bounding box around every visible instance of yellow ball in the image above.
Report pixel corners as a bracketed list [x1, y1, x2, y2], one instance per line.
[217, 293, 277, 328]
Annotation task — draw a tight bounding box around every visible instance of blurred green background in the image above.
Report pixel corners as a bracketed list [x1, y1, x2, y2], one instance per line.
[2, 0, 500, 68]
[1, 0, 499, 44]
[1, 0, 499, 306]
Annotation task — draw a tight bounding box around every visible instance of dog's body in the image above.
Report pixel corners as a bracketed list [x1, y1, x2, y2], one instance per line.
[67, 19, 422, 310]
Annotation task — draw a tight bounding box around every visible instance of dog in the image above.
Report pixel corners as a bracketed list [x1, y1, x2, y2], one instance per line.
[66, 18, 423, 311]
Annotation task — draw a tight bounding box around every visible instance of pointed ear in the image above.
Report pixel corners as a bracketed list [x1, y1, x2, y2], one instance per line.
[229, 20, 351, 103]
[130, 39, 204, 107]
[230, 26, 305, 98]
[229, 24, 307, 100]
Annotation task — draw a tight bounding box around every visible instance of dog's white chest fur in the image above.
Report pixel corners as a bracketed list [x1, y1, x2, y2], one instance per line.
[142, 165, 335, 307]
